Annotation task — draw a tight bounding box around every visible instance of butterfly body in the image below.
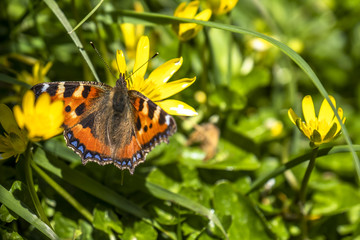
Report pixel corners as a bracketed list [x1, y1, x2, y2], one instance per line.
[32, 74, 177, 174]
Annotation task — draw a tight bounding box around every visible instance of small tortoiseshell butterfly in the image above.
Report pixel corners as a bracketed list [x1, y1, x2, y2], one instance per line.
[32, 73, 176, 174]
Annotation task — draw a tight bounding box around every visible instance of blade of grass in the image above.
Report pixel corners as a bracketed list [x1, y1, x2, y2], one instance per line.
[31, 160, 93, 222]
[0, 185, 60, 240]
[34, 149, 177, 239]
[0, 73, 31, 88]
[69, 0, 105, 34]
[33, 149, 150, 220]
[115, 10, 360, 183]
[143, 180, 228, 240]
[43, 0, 100, 82]
[246, 145, 360, 195]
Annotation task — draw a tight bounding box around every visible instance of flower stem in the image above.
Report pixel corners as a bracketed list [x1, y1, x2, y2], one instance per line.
[24, 143, 53, 229]
[299, 146, 319, 239]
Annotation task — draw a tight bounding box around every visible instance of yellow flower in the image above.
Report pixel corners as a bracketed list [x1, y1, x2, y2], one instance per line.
[13, 91, 64, 141]
[120, 1, 145, 59]
[288, 95, 346, 147]
[17, 61, 53, 86]
[0, 104, 28, 160]
[172, 1, 212, 41]
[116, 36, 198, 116]
[204, 0, 239, 15]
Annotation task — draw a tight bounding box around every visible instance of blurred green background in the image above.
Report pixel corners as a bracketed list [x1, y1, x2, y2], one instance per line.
[1, 0, 360, 239]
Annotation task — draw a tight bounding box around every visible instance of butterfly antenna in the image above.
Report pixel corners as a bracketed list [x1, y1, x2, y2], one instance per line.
[90, 41, 118, 80]
[126, 52, 159, 82]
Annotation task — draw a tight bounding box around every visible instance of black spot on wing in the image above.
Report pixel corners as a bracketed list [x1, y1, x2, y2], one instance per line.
[144, 125, 148, 132]
[82, 86, 91, 98]
[147, 101, 156, 120]
[32, 84, 44, 97]
[47, 85, 58, 96]
[159, 110, 166, 125]
[79, 113, 95, 129]
[64, 83, 79, 98]
[65, 105, 71, 112]
[138, 98, 144, 111]
[136, 116, 141, 131]
[75, 103, 86, 116]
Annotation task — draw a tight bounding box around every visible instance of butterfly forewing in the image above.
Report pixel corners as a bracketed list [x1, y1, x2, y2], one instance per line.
[32, 81, 111, 128]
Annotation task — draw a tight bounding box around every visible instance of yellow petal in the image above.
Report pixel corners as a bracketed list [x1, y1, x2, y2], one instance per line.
[116, 50, 127, 75]
[42, 61, 53, 76]
[177, 1, 199, 18]
[179, 23, 198, 39]
[217, 0, 238, 15]
[35, 93, 51, 116]
[298, 120, 311, 139]
[133, 36, 149, 81]
[194, 9, 212, 21]
[288, 108, 300, 125]
[174, 2, 187, 17]
[333, 107, 344, 136]
[302, 95, 316, 124]
[22, 90, 35, 119]
[158, 99, 198, 116]
[134, 1, 144, 12]
[120, 23, 136, 50]
[13, 105, 25, 129]
[33, 61, 40, 81]
[149, 77, 196, 102]
[318, 96, 336, 124]
[146, 57, 183, 87]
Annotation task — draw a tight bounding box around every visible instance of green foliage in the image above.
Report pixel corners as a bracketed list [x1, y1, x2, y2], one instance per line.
[1, 0, 360, 239]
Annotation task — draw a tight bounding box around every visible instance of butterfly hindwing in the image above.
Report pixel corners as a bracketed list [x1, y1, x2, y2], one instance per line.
[129, 90, 177, 153]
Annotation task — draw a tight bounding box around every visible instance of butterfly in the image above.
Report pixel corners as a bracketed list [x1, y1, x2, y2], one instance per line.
[31, 73, 177, 174]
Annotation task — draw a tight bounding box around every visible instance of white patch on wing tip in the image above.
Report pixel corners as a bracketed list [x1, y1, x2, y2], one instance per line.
[73, 85, 84, 98]
[165, 115, 171, 125]
[41, 83, 50, 92]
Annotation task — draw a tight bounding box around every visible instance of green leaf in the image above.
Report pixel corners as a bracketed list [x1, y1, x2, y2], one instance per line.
[122, 221, 157, 240]
[0, 181, 30, 223]
[180, 139, 260, 171]
[316, 152, 354, 176]
[213, 182, 273, 239]
[0, 184, 59, 240]
[35, 147, 150, 219]
[78, 219, 93, 240]
[0, 228, 23, 240]
[208, 86, 246, 111]
[93, 206, 123, 235]
[144, 180, 228, 239]
[230, 67, 271, 96]
[269, 216, 290, 240]
[312, 180, 360, 215]
[53, 212, 80, 239]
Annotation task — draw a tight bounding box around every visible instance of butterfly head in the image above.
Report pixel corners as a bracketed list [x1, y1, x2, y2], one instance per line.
[116, 73, 128, 89]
